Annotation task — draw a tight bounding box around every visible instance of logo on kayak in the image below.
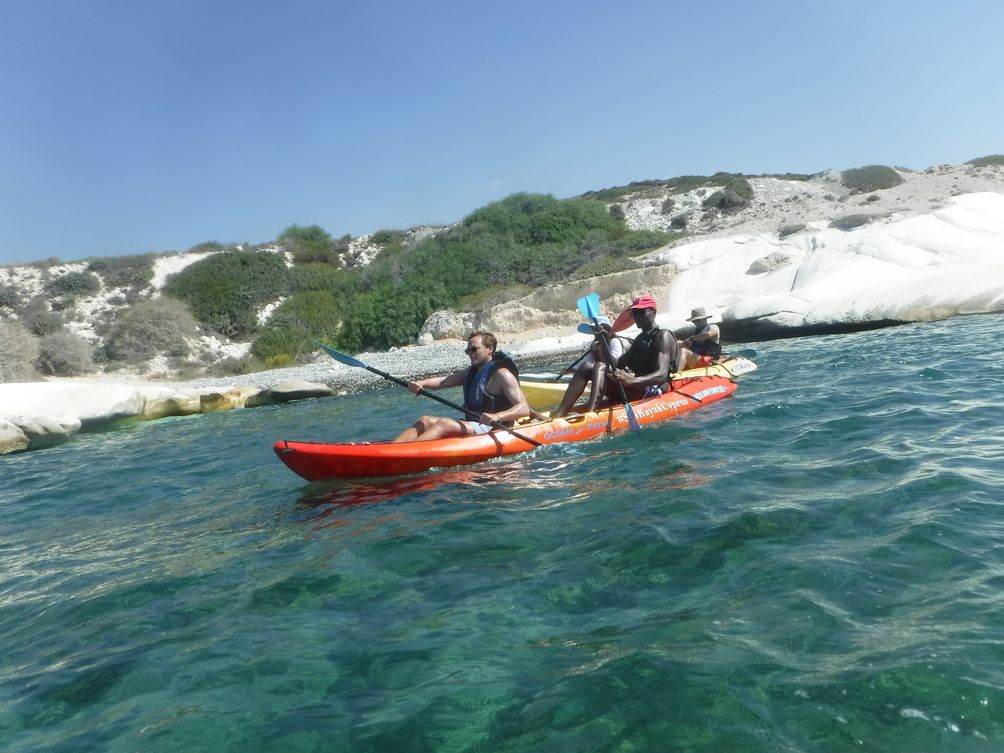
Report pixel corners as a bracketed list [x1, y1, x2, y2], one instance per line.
[543, 426, 577, 441]
[693, 385, 729, 401]
[616, 398, 691, 423]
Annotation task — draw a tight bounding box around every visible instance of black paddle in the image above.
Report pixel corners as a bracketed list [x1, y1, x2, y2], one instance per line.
[576, 293, 642, 431]
[555, 344, 594, 379]
[316, 342, 542, 447]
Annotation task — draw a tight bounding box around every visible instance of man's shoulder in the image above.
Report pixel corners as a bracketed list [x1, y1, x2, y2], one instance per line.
[489, 364, 519, 384]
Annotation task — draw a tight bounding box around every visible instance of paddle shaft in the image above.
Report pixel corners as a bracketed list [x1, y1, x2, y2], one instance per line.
[558, 344, 594, 377]
[595, 328, 634, 404]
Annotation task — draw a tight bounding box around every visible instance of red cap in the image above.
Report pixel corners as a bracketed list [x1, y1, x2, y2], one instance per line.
[629, 294, 658, 311]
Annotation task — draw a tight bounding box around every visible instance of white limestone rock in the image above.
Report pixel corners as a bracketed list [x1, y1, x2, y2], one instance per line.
[6, 414, 81, 449]
[650, 192, 1004, 336]
[245, 380, 333, 407]
[0, 418, 29, 454]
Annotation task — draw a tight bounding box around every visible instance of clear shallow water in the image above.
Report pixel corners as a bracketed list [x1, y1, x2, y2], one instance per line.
[2, 314, 1004, 752]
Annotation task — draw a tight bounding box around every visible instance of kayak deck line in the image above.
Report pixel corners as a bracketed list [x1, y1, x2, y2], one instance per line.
[274, 373, 744, 481]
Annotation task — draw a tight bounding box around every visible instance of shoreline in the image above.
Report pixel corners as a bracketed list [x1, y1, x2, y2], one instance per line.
[0, 331, 593, 455]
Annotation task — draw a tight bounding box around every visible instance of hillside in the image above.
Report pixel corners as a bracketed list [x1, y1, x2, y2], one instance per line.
[1, 158, 1003, 385]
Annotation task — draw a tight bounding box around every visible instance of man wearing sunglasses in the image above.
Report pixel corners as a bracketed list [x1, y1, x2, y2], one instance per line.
[393, 331, 530, 442]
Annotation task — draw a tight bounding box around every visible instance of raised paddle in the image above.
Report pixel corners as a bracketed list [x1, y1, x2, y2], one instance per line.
[576, 294, 642, 432]
[611, 306, 635, 334]
[316, 342, 542, 447]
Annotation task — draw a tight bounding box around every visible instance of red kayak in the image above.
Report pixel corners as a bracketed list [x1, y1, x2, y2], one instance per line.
[275, 375, 738, 481]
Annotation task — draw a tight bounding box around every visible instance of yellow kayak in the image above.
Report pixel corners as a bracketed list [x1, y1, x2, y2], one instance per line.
[520, 355, 757, 410]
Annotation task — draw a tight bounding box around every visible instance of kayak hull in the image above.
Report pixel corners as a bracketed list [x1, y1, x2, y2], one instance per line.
[520, 355, 757, 410]
[275, 375, 738, 481]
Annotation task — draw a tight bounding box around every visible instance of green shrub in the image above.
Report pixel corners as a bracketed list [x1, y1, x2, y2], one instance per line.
[264, 353, 296, 369]
[35, 330, 95, 376]
[208, 354, 267, 376]
[335, 281, 446, 353]
[162, 249, 288, 338]
[465, 193, 620, 246]
[279, 224, 337, 265]
[608, 204, 626, 221]
[370, 229, 405, 247]
[966, 154, 1004, 167]
[702, 188, 750, 213]
[187, 241, 226, 254]
[724, 177, 754, 200]
[841, 165, 903, 192]
[103, 296, 199, 364]
[289, 264, 351, 294]
[571, 255, 638, 278]
[250, 322, 311, 362]
[21, 298, 65, 336]
[87, 253, 156, 290]
[660, 197, 676, 214]
[0, 284, 19, 308]
[0, 321, 40, 382]
[263, 291, 343, 338]
[46, 270, 100, 297]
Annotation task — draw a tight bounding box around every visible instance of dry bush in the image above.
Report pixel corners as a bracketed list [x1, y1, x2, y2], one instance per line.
[35, 330, 95, 376]
[103, 297, 199, 365]
[0, 320, 41, 382]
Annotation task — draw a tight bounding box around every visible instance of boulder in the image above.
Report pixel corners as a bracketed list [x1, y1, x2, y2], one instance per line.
[0, 418, 29, 454]
[142, 394, 203, 420]
[419, 309, 475, 341]
[198, 386, 262, 413]
[6, 415, 81, 449]
[245, 381, 333, 407]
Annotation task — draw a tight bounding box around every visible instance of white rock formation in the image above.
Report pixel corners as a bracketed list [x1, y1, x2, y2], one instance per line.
[645, 192, 1004, 337]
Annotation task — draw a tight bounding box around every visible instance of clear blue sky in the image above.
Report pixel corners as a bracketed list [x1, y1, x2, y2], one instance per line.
[1, 0, 1001, 265]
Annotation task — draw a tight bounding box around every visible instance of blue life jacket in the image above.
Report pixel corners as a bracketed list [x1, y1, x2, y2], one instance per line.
[463, 352, 519, 416]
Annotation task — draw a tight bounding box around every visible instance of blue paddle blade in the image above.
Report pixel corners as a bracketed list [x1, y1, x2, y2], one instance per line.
[624, 402, 641, 431]
[316, 341, 365, 369]
[576, 292, 601, 322]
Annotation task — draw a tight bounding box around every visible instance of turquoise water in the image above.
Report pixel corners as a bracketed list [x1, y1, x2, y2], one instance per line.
[3, 314, 1004, 752]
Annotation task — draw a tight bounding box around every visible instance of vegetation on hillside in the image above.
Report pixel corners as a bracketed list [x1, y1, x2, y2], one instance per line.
[46, 270, 101, 297]
[966, 154, 1004, 167]
[86, 253, 155, 292]
[101, 297, 199, 365]
[279, 224, 350, 265]
[36, 330, 95, 376]
[162, 249, 289, 338]
[581, 171, 810, 204]
[248, 192, 673, 358]
[840, 165, 903, 193]
[0, 321, 40, 382]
